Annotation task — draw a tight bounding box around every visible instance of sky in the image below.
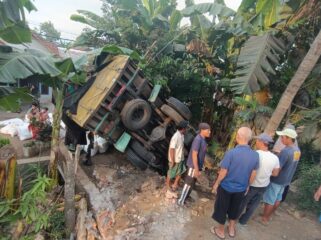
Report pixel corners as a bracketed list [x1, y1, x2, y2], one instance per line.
[26, 0, 242, 40]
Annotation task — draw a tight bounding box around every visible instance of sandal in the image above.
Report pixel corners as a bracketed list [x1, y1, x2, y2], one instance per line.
[258, 218, 269, 226]
[210, 226, 225, 239]
[227, 226, 235, 238]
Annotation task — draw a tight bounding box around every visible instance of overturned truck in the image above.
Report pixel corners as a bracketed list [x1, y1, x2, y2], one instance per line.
[63, 55, 194, 173]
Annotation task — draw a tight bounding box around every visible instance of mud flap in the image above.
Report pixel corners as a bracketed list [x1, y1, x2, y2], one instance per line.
[114, 132, 131, 153]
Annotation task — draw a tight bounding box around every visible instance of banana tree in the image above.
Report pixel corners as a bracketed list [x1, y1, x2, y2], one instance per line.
[0, 0, 37, 43]
[70, 10, 121, 47]
[229, 33, 285, 94]
[0, 46, 87, 180]
[71, 0, 180, 51]
[237, 0, 305, 31]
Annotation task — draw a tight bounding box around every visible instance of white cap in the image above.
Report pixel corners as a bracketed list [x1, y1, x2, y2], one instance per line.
[276, 128, 297, 139]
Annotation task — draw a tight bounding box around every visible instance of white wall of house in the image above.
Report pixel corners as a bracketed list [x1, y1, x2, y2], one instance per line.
[39, 83, 52, 104]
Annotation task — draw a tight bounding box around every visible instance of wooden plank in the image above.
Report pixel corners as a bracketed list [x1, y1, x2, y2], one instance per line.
[17, 155, 50, 165]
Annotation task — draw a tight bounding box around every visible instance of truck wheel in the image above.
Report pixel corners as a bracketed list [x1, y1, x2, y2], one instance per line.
[126, 148, 148, 170]
[130, 140, 156, 164]
[121, 99, 152, 131]
[167, 97, 192, 120]
[160, 104, 184, 125]
[149, 157, 162, 169]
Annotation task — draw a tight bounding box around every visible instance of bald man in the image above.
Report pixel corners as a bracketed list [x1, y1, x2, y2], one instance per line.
[211, 127, 259, 239]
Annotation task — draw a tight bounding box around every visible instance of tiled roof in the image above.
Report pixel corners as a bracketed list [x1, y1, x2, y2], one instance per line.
[31, 32, 60, 56]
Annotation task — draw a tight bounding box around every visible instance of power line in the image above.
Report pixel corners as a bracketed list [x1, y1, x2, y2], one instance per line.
[36, 32, 75, 43]
[28, 21, 80, 37]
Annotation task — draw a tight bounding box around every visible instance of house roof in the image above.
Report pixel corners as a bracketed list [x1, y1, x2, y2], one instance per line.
[31, 32, 60, 56]
[0, 32, 60, 57]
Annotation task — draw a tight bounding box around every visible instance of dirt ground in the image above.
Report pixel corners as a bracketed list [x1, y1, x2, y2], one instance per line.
[1, 109, 320, 240]
[81, 152, 321, 240]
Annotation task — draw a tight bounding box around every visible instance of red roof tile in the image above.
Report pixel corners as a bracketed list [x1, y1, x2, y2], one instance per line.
[32, 32, 60, 57]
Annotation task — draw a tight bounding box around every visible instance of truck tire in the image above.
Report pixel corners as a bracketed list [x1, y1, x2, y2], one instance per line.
[149, 157, 162, 169]
[126, 148, 148, 170]
[130, 140, 156, 164]
[121, 99, 152, 131]
[160, 104, 184, 125]
[167, 97, 192, 120]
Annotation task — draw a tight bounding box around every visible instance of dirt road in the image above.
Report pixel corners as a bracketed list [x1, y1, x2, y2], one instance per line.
[1, 110, 320, 239]
[81, 153, 321, 240]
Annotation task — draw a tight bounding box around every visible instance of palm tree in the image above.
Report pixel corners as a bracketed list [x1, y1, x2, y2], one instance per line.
[264, 29, 321, 134]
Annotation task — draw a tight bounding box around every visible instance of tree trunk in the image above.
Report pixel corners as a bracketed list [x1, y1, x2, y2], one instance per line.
[48, 88, 64, 182]
[265, 29, 321, 134]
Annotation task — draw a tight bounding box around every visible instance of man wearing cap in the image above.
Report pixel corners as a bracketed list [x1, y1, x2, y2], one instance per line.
[238, 133, 280, 225]
[211, 127, 259, 239]
[166, 120, 189, 192]
[261, 128, 300, 225]
[177, 122, 211, 206]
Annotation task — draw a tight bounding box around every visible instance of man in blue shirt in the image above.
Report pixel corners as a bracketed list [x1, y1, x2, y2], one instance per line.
[211, 127, 259, 239]
[177, 122, 211, 206]
[261, 128, 300, 225]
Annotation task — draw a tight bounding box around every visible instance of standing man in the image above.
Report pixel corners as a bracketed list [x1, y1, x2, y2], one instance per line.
[166, 120, 189, 191]
[177, 122, 211, 206]
[261, 128, 300, 225]
[272, 124, 298, 203]
[211, 127, 259, 239]
[238, 133, 280, 225]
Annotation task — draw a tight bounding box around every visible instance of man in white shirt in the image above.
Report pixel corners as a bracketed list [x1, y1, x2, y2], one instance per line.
[166, 120, 189, 192]
[238, 133, 280, 225]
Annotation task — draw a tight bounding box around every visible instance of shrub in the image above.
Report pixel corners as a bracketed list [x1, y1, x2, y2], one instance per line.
[295, 166, 321, 212]
[0, 137, 10, 148]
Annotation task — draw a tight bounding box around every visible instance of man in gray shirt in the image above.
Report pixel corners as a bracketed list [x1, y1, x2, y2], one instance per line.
[261, 128, 300, 225]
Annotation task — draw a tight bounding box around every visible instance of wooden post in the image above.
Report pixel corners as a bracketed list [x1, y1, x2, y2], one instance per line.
[60, 143, 80, 237]
[4, 155, 16, 200]
[76, 198, 88, 240]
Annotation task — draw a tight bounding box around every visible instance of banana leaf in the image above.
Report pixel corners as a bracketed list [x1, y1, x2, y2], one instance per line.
[0, 51, 61, 84]
[0, 87, 33, 111]
[230, 33, 285, 94]
[0, 0, 36, 43]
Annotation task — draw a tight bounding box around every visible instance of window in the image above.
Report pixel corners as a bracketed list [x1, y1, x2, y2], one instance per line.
[40, 83, 49, 95]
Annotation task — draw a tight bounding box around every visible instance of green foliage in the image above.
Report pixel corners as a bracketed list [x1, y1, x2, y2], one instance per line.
[237, 0, 304, 31]
[0, 87, 33, 112]
[0, 0, 36, 43]
[0, 171, 53, 235]
[101, 44, 143, 62]
[181, 2, 235, 18]
[46, 211, 65, 240]
[38, 21, 61, 43]
[295, 166, 321, 212]
[234, 97, 273, 125]
[0, 49, 61, 84]
[0, 137, 10, 148]
[230, 33, 285, 94]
